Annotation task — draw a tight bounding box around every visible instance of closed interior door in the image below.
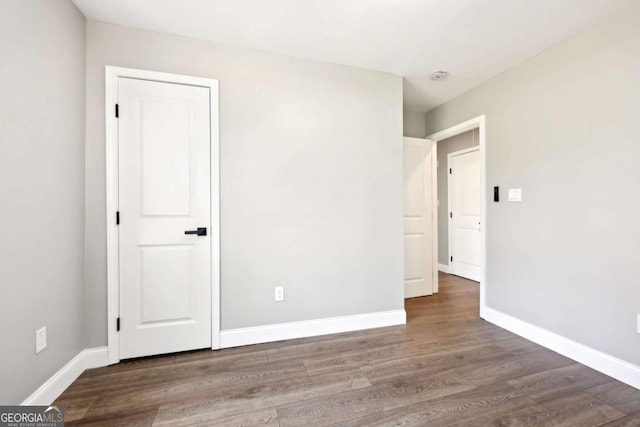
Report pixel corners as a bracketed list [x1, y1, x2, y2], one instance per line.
[449, 148, 481, 282]
[118, 77, 212, 359]
[403, 137, 436, 298]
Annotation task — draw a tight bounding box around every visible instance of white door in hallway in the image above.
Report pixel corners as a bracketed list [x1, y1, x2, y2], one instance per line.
[118, 77, 212, 359]
[403, 137, 437, 298]
[448, 147, 481, 282]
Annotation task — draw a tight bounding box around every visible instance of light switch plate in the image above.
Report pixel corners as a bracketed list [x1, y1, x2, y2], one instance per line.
[508, 188, 522, 202]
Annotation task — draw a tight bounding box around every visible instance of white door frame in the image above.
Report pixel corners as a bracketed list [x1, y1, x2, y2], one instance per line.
[447, 146, 480, 281]
[105, 66, 221, 364]
[431, 141, 439, 293]
[427, 115, 487, 317]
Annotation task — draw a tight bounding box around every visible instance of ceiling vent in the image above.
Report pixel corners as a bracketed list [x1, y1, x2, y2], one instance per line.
[430, 71, 449, 81]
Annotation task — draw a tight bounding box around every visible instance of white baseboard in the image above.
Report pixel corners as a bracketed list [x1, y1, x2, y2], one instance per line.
[220, 310, 406, 349]
[22, 346, 109, 406]
[438, 263, 450, 273]
[483, 307, 640, 390]
[83, 346, 109, 369]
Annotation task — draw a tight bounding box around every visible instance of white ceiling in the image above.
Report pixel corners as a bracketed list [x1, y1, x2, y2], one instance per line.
[73, 0, 630, 112]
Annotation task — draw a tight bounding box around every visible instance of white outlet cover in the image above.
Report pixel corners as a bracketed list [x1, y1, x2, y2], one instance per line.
[637, 314, 640, 333]
[36, 326, 47, 353]
[275, 286, 285, 302]
[508, 188, 522, 202]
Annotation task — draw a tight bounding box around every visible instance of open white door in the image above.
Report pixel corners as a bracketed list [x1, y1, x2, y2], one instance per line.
[403, 137, 437, 298]
[448, 147, 481, 282]
[118, 77, 212, 359]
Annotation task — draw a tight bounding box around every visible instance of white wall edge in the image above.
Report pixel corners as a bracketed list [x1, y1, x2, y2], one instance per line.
[21, 347, 109, 406]
[483, 307, 640, 390]
[220, 310, 407, 349]
[438, 263, 450, 273]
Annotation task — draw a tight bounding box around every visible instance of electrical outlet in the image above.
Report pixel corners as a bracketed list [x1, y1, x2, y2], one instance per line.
[637, 314, 640, 333]
[36, 327, 47, 353]
[274, 286, 285, 302]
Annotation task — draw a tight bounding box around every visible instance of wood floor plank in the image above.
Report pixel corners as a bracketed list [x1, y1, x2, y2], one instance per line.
[276, 373, 475, 426]
[507, 363, 614, 403]
[445, 348, 574, 387]
[265, 327, 412, 365]
[586, 380, 640, 415]
[53, 272, 640, 426]
[66, 348, 269, 398]
[469, 391, 625, 426]
[364, 342, 566, 386]
[333, 382, 536, 427]
[302, 331, 490, 375]
[600, 411, 640, 426]
[65, 405, 159, 427]
[53, 393, 97, 422]
[179, 407, 280, 427]
[83, 358, 308, 419]
[151, 368, 370, 425]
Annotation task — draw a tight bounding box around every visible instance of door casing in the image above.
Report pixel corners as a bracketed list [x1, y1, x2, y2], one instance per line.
[105, 66, 221, 365]
[427, 116, 487, 316]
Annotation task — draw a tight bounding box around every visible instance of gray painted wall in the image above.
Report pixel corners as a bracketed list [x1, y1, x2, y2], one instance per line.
[85, 21, 404, 346]
[436, 130, 478, 265]
[0, 0, 86, 404]
[403, 110, 426, 138]
[425, 2, 640, 366]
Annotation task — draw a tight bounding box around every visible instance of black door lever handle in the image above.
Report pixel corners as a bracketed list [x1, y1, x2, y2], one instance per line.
[185, 227, 207, 236]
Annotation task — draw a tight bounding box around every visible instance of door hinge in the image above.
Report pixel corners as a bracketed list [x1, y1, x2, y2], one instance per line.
[450, 212, 452, 218]
[116, 317, 120, 331]
[116, 211, 120, 225]
[115, 104, 119, 118]
[449, 168, 452, 174]
[450, 256, 453, 262]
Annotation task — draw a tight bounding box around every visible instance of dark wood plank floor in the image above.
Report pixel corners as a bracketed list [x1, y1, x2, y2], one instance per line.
[55, 273, 640, 426]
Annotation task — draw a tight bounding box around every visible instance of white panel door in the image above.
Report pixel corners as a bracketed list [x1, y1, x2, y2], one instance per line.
[449, 148, 481, 282]
[118, 77, 212, 359]
[403, 137, 436, 298]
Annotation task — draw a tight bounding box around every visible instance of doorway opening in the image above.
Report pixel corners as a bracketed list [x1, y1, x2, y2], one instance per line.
[428, 116, 487, 313]
[441, 136, 480, 282]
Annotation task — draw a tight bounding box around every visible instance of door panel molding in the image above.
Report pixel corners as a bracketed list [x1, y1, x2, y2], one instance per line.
[105, 66, 220, 365]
